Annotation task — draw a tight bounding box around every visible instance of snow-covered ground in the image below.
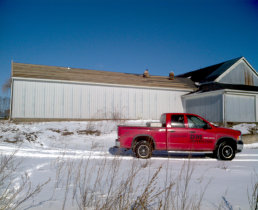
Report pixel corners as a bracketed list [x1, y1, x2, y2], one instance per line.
[232, 123, 257, 135]
[0, 120, 257, 209]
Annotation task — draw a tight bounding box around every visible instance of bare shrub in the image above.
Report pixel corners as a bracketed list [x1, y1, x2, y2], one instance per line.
[48, 128, 62, 133]
[249, 125, 258, 135]
[90, 142, 100, 150]
[132, 166, 170, 209]
[111, 111, 122, 120]
[52, 155, 210, 210]
[219, 196, 233, 210]
[248, 172, 258, 210]
[216, 162, 229, 170]
[24, 132, 38, 142]
[110, 111, 125, 124]
[215, 191, 234, 210]
[62, 131, 74, 136]
[77, 130, 101, 136]
[0, 152, 49, 210]
[2, 78, 11, 93]
[166, 160, 210, 210]
[140, 160, 150, 169]
[76, 121, 101, 136]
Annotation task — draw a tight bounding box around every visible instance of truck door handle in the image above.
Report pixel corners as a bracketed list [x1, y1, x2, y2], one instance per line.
[190, 131, 195, 133]
[170, 130, 175, 133]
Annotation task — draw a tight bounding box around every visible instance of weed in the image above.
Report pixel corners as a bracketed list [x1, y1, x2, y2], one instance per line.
[48, 129, 62, 133]
[24, 132, 37, 142]
[0, 151, 49, 210]
[217, 162, 229, 170]
[223, 196, 233, 210]
[52, 155, 210, 210]
[248, 172, 258, 210]
[62, 131, 74, 136]
[77, 130, 101, 136]
[91, 142, 100, 150]
[140, 160, 150, 169]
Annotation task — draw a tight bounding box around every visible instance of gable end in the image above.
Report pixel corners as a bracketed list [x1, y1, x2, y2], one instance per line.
[215, 57, 258, 86]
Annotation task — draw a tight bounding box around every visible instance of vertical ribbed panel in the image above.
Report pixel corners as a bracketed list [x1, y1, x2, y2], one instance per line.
[12, 79, 188, 120]
[225, 94, 255, 122]
[184, 94, 223, 123]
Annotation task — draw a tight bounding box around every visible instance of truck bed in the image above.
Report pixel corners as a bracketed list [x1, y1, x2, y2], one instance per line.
[118, 125, 167, 150]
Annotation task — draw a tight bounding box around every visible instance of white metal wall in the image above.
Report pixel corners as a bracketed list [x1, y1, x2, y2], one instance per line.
[225, 94, 256, 122]
[183, 93, 223, 122]
[11, 78, 188, 120]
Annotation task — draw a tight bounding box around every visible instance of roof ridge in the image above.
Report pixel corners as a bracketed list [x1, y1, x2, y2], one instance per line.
[177, 57, 244, 83]
[205, 57, 243, 80]
[178, 56, 243, 76]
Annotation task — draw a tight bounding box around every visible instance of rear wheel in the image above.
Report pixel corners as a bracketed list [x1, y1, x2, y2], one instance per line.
[134, 141, 152, 159]
[217, 142, 235, 161]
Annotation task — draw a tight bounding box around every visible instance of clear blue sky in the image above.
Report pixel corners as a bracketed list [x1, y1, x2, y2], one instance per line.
[1, 0, 258, 96]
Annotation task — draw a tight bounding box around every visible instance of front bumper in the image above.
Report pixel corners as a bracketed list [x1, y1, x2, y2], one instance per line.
[115, 139, 120, 148]
[237, 140, 243, 152]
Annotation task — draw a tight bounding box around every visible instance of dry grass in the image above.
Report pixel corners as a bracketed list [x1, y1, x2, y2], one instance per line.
[0, 151, 49, 210]
[48, 128, 62, 133]
[49, 124, 102, 136]
[243, 134, 258, 144]
[1, 150, 257, 209]
[248, 172, 258, 210]
[62, 131, 74, 136]
[52, 155, 211, 210]
[77, 130, 101, 136]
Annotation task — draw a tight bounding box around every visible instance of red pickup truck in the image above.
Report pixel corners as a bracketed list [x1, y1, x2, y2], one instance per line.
[115, 113, 243, 160]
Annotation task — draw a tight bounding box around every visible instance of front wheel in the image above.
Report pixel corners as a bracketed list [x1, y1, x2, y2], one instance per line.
[134, 141, 152, 159]
[216, 142, 235, 161]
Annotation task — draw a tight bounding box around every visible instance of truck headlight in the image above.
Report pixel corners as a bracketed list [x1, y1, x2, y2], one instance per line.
[237, 135, 242, 141]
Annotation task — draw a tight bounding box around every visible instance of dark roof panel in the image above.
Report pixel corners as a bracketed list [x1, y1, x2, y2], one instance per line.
[197, 82, 258, 93]
[178, 57, 243, 83]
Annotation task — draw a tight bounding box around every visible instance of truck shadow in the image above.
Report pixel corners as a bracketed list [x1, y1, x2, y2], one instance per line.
[109, 147, 212, 159]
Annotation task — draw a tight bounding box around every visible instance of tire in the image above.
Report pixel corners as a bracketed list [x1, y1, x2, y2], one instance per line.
[217, 142, 235, 161]
[134, 141, 152, 159]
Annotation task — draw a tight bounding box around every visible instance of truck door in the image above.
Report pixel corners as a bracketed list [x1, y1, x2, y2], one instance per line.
[167, 114, 189, 150]
[186, 115, 216, 150]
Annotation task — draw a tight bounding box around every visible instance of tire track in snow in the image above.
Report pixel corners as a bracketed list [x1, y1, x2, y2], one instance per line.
[1, 146, 258, 162]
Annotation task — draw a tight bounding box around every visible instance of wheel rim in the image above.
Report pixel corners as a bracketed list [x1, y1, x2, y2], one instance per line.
[138, 145, 149, 158]
[222, 145, 233, 159]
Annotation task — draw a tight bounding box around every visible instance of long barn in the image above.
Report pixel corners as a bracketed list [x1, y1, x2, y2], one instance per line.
[10, 63, 195, 120]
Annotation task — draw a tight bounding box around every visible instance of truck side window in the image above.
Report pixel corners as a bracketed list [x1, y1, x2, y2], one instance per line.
[171, 115, 185, 128]
[160, 114, 166, 127]
[187, 115, 207, 129]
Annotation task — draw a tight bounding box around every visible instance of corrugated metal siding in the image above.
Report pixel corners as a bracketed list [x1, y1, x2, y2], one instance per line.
[12, 78, 188, 120]
[225, 94, 256, 122]
[219, 61, 258, 85]
[183, 94, 223, 122]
